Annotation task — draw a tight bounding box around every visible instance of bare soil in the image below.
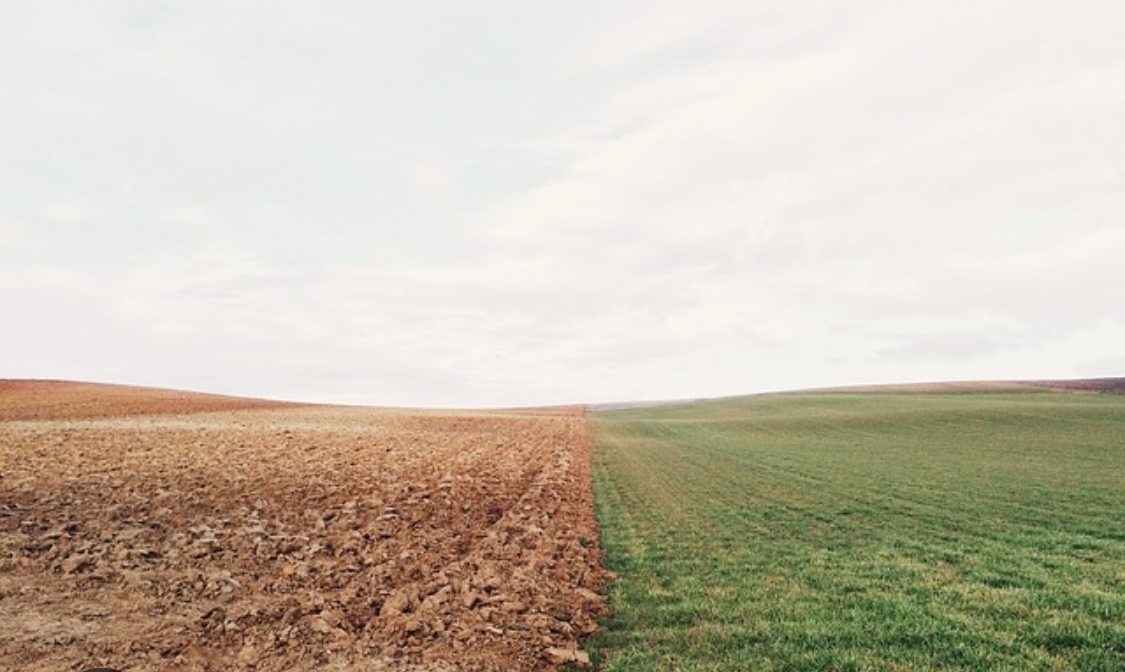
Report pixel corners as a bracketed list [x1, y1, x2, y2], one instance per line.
[0, 380, 306, 421]
[0, 382, 609, 671]
[808, 378, 1125, 395]
[1024, 377, 1125, 394]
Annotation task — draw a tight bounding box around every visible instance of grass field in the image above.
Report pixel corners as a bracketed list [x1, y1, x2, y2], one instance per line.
[587, 390, 1125, 671]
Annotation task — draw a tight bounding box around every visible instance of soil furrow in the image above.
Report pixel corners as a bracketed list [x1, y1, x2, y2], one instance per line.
[0, 382, 610, 671]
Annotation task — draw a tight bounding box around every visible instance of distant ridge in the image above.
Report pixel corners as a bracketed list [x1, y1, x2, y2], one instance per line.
[587, 398, 702, 412]
[589, 378, 1125, 412]
[809, 378, 1125, 395]
[0, 380, 303, 421]
[1023, 377, 1125, 393]
[5, 377, 1121, 422]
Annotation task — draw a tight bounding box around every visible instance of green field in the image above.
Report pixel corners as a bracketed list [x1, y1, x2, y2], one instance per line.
[587, 391, 1125, 671]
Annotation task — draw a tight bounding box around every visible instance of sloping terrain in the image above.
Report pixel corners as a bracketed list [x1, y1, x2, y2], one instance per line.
[805, 377, 1125, 395]
[588, 390, 1125, 670]
[0, 382, 609, 671]
[1026, 377, 1125, 393]
[0, 380, 302, 421]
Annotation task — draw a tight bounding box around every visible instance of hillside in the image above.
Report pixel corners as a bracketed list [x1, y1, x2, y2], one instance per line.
[0, 382, 609, 671]
[0, 380, 301, 421]
[587, 389, 1125, 670]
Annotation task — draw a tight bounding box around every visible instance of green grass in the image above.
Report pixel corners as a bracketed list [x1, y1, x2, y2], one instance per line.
[587, 391, 1125, 671]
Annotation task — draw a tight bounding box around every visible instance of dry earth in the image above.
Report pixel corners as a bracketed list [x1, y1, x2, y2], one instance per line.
[0, 382, 610, 672]
[0, 381, 306, 422]
[807, 378, 1125, 395]
[1025, 377, 1125, 393]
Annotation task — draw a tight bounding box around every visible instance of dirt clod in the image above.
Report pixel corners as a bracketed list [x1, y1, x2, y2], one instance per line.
[0, 381, 611, 671]
[545, 646, 591, 667]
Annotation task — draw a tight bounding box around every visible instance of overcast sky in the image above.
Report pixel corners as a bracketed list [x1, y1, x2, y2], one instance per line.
[2, 1, 1123, 407]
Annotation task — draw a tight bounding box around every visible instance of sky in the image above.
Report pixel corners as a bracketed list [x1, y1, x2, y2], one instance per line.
[2, 1, 1123, 407]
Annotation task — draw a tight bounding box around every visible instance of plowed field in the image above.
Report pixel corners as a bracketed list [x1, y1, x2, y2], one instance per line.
[0, 382, 609, 671]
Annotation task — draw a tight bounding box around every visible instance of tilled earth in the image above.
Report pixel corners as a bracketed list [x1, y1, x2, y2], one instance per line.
[0, 382, 610, 671]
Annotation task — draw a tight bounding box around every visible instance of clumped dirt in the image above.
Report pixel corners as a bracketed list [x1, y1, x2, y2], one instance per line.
[0, 382, 610, 671]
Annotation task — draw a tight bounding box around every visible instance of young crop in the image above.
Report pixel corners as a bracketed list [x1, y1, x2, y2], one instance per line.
[588, 391, 1125, 671]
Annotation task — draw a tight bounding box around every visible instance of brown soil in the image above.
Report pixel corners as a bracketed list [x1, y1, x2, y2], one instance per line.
[0, 380, 304, 421]
[1024, 377, 1125, 394]
[808, 378, 1125, 395]
[0, 382, 610, 671]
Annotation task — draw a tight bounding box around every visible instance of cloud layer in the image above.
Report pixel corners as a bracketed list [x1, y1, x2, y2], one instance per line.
[2, 1, 1123, 406]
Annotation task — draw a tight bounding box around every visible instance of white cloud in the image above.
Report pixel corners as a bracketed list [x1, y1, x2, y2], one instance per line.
[2, 1, 1123, 405]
